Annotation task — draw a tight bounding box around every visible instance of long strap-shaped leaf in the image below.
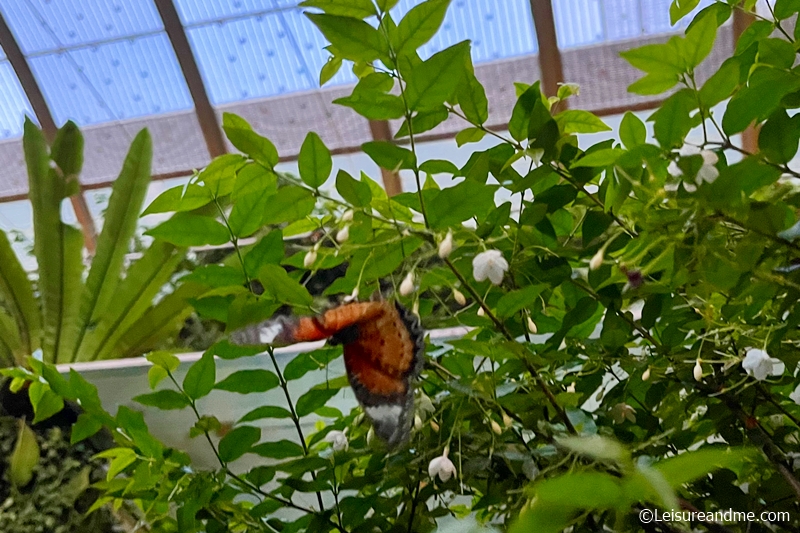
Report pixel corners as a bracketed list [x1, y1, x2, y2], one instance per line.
[77, 240, 184, 362]
[68, 129, 152, 363]
[0, 308, 22, 365]
[0, 231, 40, 356]
[23, 119, 85, 364]
[107, 282, 208, 359]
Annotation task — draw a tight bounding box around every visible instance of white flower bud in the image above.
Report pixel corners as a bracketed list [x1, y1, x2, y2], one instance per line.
[303, 250, 317, 268]
[452, 288, 466, 306]
[527, 316, 538, 334]
[324, 430, 348, 452]
[342, 209, 354, 222]
[693, 359, 703, 382]
[502, 412, 513, 428]
[438, 231, 454, 259]
[566, 382, 576, 393]
[589, 248, 604, 270]
[642, 367, 651, 381]
[399, 272, 415, 296]
[412, 299, 419, 316]
[490, 419, 503, 435]
[477, 306, 485, 317]
[336, 225, 350, 243]
[430, 420, 440, 432]
[414, 415, 423, 430]
[344, 287, 359, 303]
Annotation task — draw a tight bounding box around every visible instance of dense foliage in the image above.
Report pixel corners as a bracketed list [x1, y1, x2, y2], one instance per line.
[9, 0, 800, 531]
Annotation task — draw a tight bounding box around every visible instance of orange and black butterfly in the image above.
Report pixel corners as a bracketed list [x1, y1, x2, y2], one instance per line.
[229, 300, 424, 446]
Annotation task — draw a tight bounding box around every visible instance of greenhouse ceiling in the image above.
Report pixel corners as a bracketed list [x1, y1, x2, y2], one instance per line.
[0, 0, 717, 203]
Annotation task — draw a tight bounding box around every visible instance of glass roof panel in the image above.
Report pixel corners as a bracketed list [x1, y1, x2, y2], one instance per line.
[0, 59, 35, 139]
[1, 0, 190, 127]
[174, 0, 297, 26]
[0, 0, 162, 55]
[392, 0, 538, 63]
[187, 11, 316, 105]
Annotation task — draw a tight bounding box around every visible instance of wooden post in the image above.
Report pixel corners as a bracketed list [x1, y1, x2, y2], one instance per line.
[368, 120, 403, 196]
[733, 6, 758, 153]
[0, 11, 97, 253]
[529, 0, 565, 100]
[154, 0, 228, 158]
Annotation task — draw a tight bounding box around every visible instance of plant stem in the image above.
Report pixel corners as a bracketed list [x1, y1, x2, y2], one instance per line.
[265, 346, 326, 512]
[213, 198, 251, 284]
[442, 257, 576, 434]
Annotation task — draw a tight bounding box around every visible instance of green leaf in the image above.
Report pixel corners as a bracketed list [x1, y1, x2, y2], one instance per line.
[759, 109, 800, 164]
[106, 448, 137, 481]
[147, 351, 180, 372]
[333, 92, 406, 120]
[362, 141, 416, 170]
[145, 213, 230, 247]
[218, 426, 261, 462]
[419, 159, 460, 175]
[722, 68, 800, 135]
[284, 348, 341, 380]
[457, 70, 489, 125]
[682, 10, 717, 69]
[222, 113, 279, 168]
[239, 405, 292, 423]
[495, 285, 546, 318]
[669, 0, 700, 24]
[28, 381, 64, 424]
[183, 350, 216, 400]
[377, 0, 400, 11]
[70, 129, 152, 362]
[229, 187, 277, 237]
[774, 0, 800, 19]
[51, 121, 84, 180]
[183, 265, 246, 287]
[455, 127, 486, 146]
[197, 154, 246, 197]
[427, 180, 497, 229]
[148, 366, 168, 390]
[251, 440, 305, 459]
[405, 40, 471, 111]
[572, 148, 625, 168]
[305, 13, 389, 64]
[244, 230, 285, 273]
[556, 435, 630, 464]
[71, 413, 102, 444]
[650, 89, 696, 148]
[619, 112, 646, 149]
[336, 170, 373, 207]
[508, 82, 543, 142]
[260, 186, 316, 225]
[10, 421, 39, 487]
[232, 163, 277, 201]
[394, 107, 450, 138]
[698, 58, 740, 108]
[621, 37, 684, 75]
[133, 390, 191, 410]
[319, 54, 342, 85]
[653, 448, 750, 488]
[300, 0, 378, 19]
[394, 0, 451, 55]
[258, 264, 313, 306]
[555, 110, 611, 134]
[299, 132, 332, 188]
[142, 183, 212, 215]
[214, 369, 280, 394]
[0, 231, 40, 359]
[627, 71, 680, 95]
[295, 387, 340, 416]
[189, 416, 222, 438]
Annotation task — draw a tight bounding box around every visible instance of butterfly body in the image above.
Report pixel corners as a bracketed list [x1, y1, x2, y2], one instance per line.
[229, 301, 424, 446]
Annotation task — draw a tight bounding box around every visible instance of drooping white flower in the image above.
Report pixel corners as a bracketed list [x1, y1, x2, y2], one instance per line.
[417, 393, 435, 415]
[642, 367, 651, 381]
[790, 384, 800, 406]
[696, 150, 719, 184]
[526, 316, 538, 334]
[336, 225, 350, 243]
[667, 160, 683, 177]
[610, 403, 636, 424]
[473, 250, 509, 285]
[428, 448, 457, 482]
[438, 231, 454, 259]
[589, 248, 604, 270]
[693, 359, 703, 382]
[566, 382, 576, 393]
[303, 250, 317, 268]
[342, 209, 354, 222]
[399, 272, 415, 296]
[344, 287, 359, 303]
[452, 288, 466, 306]
[324, 430, 348, 452]
[742, 348, 783, 381]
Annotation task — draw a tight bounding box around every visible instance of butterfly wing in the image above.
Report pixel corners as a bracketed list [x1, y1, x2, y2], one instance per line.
[229, 300, 424, 446]
[343, 302, 424, 446]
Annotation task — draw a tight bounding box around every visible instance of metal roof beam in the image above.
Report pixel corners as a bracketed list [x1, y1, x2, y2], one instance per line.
[0, 9, 97, 253]
[154, 0, 228, 158]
